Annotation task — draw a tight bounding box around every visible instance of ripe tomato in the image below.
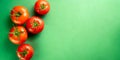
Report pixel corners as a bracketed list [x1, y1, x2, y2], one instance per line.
[26, 16, 44, 34]
[34, 0, 50, 15]
[17, 44, 34, 60]
[9, 26, 28, 44]
[10, 6, 29, 25]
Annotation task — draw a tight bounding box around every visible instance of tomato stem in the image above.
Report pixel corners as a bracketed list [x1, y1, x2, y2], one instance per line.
[14, 27, 21, 38]
[33, 20, 39, 27]
[19, 49, 28, 57]
[41, 4, 45, 9]
[15, 12, 22, 17]
[15, 31, 20, 36]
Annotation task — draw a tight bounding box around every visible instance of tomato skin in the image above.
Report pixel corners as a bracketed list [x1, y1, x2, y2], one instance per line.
[9, 26, 28, 44]
[17, 44, 34, 60]
[10, 6, 29, 25]
[34, 0, 50, 15]
[26, 16, 44, 34]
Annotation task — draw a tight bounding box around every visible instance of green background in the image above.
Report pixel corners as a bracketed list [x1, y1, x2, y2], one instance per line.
[0, 0, 120, 60]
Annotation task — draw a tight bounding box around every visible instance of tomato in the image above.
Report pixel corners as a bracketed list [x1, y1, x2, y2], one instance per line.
[10, 6, 29, 25]
[34, 0, 50, 15]
[9, 26, 28, 44]
[17, 44, 34, 60]
[26, 16, 44, 34]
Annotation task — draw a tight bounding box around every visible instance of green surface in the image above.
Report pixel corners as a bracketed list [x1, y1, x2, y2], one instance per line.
[0, 0, 120, 60]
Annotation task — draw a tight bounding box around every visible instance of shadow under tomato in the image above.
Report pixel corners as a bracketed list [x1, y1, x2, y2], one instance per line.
[27, 32, 42, 42]
[6, 15, 13, 29]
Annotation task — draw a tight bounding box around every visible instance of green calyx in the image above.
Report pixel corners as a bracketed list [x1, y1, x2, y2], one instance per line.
[33, 20, 39, 27]
[14, 27, 20, 37]
[33, 22, 38, 27]
[15, 12, 22, 17]
[14, 30, 20, 36]
[41, 4, 45, 9]
[19, 50, 28, 57]
[14, 27, 24, 37]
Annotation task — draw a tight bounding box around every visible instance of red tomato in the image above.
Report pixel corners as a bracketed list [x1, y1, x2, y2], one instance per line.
[34, 0, 50, 15]
[10, 6, 29, 25]
[17, 44, 34, 60]
[9, 26, 28, 44]
[26, 16, 44, 34]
